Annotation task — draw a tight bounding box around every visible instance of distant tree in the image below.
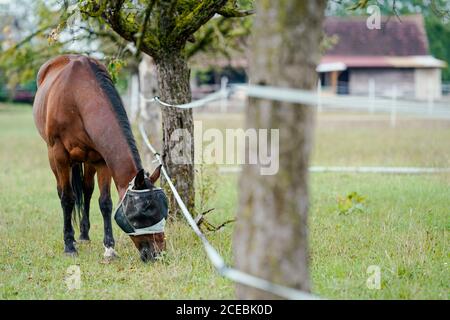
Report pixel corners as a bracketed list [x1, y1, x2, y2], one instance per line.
[426, 16, 450, 81]
[0, 0, 128, 92]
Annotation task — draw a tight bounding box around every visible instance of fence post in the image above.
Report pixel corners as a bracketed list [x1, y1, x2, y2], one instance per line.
[390, 85, 397, 128]
[427, 79, 434, 115]
[317, 78, 322, 112]
[369, 78, 375, 114]
[220, 76, 229, 113]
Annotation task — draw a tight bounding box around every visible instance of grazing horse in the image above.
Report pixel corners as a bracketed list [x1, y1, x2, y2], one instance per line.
[33, 54, 166, 262]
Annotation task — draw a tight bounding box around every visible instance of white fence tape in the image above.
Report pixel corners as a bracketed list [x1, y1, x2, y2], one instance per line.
[140, 89, 230, 109]
[142, 84, 450, 120]
[238, 85, 450, 119]
[138, 122, 319, 300]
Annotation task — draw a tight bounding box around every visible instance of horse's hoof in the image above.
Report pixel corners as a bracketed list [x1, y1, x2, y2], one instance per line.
[78, 239, 91, 244]
[103, 247, 119, 260]
[64, 251, 78, 257]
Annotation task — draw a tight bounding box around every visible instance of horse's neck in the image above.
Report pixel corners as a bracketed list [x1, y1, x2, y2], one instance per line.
[70, 57, 143, 199]
[78, 105, 141, 199]
[108, 155, 139, 200]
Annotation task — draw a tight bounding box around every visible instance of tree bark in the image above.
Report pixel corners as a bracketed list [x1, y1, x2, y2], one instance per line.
[155, 50, 195, 217]
[234, 0, 327, 299]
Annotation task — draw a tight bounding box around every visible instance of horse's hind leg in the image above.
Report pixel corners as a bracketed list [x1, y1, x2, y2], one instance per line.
[48, 147, 62, 198]
[79, 164, 96, 242]
[52, 142, 77, 256]
[96, 164, 117, 259]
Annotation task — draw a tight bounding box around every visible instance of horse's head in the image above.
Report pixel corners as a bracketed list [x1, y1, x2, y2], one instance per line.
[114, 165, 169, 262]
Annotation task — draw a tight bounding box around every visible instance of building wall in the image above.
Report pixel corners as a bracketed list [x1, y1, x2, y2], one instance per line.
[349, 68, 415, 98]
[348, 67, 443, 100]
[414, 68, 442, 100]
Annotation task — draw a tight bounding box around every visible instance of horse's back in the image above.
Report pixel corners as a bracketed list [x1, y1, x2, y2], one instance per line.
[34, 55, 83, 139]
[33, 55, 103, 162]
[36, 55, 73, 88]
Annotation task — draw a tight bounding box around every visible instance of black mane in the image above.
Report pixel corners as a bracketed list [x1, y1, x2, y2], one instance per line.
[88, 60, 142, 170]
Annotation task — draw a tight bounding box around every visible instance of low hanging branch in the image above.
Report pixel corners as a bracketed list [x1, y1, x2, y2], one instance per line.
[195, 208, 235, 233]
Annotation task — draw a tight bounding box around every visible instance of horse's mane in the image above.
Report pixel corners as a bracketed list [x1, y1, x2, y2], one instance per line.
[88, 59, 143, 170]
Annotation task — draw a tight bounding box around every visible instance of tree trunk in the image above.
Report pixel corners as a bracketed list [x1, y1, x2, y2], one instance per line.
[234, 1, 327, 299]
[155, 51, 195, 217]
[139, 55, 162, 170]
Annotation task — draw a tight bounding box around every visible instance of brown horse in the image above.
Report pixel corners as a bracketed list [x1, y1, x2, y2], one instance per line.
[33, 54, 166, 262]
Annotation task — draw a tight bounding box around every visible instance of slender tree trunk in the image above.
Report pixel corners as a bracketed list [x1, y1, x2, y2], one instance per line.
[234, 1, 327, 299]
[155, 50, 195, 217]
[139, 55, 162, 170]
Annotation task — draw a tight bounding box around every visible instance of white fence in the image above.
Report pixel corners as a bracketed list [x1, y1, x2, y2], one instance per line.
[236, 84, 450, 125]
[163, 82, 450, 126]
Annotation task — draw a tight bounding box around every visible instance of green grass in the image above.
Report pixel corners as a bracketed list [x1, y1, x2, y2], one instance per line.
[0, 104, 449, 299]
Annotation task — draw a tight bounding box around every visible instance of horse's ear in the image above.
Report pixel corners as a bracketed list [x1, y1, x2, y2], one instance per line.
[134, 169, 146, 189]
[149, 165, 162, 184]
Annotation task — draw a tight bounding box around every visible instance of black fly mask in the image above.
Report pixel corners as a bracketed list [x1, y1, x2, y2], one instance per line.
[114, 179, 168, 236]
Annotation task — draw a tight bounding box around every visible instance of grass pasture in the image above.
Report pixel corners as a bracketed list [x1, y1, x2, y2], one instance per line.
[0, 103, 449, 299]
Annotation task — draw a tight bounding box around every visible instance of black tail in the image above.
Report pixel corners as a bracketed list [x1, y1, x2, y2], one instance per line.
[71, 163, 84, 225]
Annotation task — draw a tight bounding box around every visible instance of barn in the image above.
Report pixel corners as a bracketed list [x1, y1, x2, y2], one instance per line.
[318, 15, 447, 100]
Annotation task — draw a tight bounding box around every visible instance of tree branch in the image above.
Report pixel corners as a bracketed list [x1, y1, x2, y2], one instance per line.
[81, 0, 159, 57]
[157, 0, 179, 46]
[135, 0, 156, 55]
[431, 0, 450, 19]
[186, 16, 232, 59]
[186, 25, 216, 58]
[3, 23, 58, 53]
[169, 0, 228, 48]
[217, 7, 254, 18]
[74, 25, 120, 43]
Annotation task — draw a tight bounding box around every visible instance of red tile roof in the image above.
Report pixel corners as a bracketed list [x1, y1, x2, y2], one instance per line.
[324, 15, 429, 57]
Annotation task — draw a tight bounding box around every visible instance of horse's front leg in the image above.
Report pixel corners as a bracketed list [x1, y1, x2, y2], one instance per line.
[97, 164, 118, 259]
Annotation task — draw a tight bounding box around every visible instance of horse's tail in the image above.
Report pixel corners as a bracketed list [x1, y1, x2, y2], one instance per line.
[71, 163, 84, 224]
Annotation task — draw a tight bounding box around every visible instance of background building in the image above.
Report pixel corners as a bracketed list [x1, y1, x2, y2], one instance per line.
[318, 15, 447, 100]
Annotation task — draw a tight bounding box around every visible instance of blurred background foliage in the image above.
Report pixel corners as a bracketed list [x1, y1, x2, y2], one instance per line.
[0, 0, 253, 102]
[0, 0, 448, 102]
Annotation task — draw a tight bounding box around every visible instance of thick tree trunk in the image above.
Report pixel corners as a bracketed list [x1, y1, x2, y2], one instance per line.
[155, 51, 195, 217]
[139, 55, 162, 170]
[234, 1, 327, 299]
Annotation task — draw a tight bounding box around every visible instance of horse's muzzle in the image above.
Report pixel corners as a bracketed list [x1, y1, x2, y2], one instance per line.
[129, 233, 165, 262]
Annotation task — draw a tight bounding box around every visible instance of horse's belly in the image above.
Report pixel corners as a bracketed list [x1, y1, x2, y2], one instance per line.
[86, 150, 104, 163]
[32, 88, 48, 141]
[68, 145, 103, 164]
[68, 146, 87, 162]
